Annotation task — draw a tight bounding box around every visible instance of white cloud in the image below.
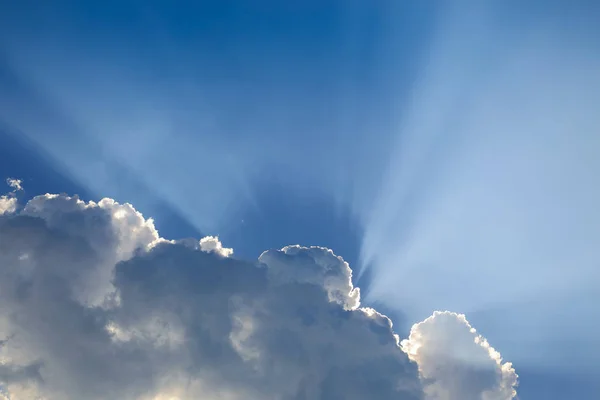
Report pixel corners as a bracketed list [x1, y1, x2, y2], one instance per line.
[0, 197, 17, 215]
[401, 311, 518, 400]
[199, 235, 233, 257]
[18, 193, 161, 307]
[0, 187, 517, 399]
[5, 179, 22, 192]
[258, 245, 360, 310]
[0, 179, 21, 215]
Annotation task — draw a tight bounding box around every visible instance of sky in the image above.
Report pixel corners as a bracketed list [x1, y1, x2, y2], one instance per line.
[0, 1, 599, 399]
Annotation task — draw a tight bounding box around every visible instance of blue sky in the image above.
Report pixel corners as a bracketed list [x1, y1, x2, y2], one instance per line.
[1, 1, 599, 399]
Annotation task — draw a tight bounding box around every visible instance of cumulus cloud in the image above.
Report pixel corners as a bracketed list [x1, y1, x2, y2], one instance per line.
[0, 179, 21, 215]
[0, 196, 17, 215]
[0, 185, 517, 400]
[199, 235, 234, 257]
[401, 311, 518, 400]
[258, 245, 361, 310]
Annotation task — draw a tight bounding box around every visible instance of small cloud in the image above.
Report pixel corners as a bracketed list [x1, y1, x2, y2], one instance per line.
[402, 311, 518, 400]
[0, 196, 17, 215]
[0, 178, 23, 215]
[6, 178, 23, 192]
[199, 235, 234, 257]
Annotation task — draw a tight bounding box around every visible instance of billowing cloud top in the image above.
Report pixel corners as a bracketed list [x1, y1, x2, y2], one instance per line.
[198, 235, 234, 258]
[0, 186, 517, 399]
[0, 179, 22, 216]
[402, 311, 518, 400]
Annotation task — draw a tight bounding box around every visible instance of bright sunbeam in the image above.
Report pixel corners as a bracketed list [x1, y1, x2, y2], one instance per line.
[0, 1, 407, 238]
[1, 3, 391, 237]
[359, 2, 600, 367]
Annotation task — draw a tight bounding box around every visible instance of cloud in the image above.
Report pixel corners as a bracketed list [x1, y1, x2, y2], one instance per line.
[0, 179, 22, 215]
[0, 196, 17, 215]
[0, 186, 517, 399]
[258, 245, 361, 310]
[198, 235, 234, 257]
[5, 179, 22, 192]
[401, 311, 518, 400]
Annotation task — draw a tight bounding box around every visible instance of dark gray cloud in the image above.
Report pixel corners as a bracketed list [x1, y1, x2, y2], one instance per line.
[0, 190, 517, 399]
